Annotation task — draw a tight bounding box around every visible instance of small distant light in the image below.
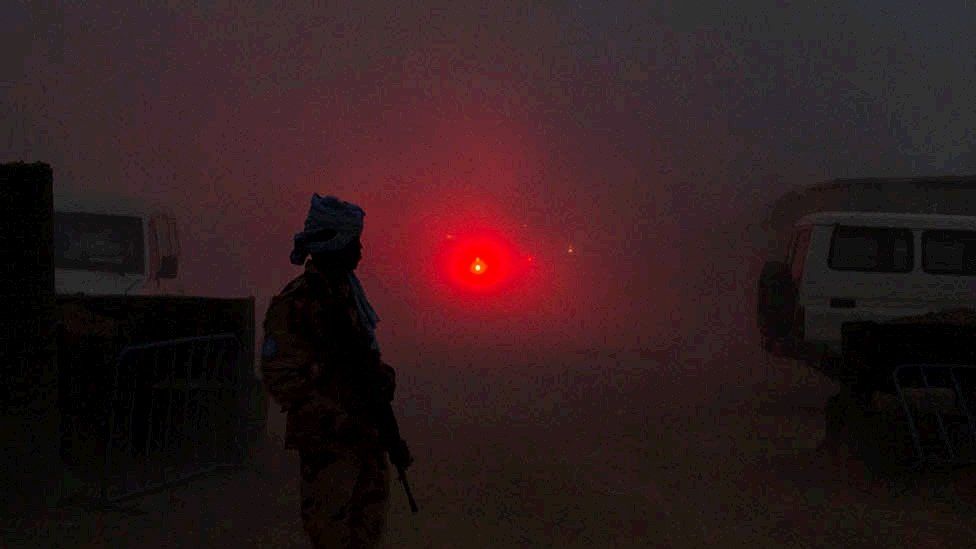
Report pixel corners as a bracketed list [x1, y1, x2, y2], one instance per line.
[567, 245, 575, 254]
[446, 234, 455, 240]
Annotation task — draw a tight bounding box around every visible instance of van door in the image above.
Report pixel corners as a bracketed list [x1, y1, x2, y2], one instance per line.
[919, 229, 976, 312]
[804, 224, 916, 355]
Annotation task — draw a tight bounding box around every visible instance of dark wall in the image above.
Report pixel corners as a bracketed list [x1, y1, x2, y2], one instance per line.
[0, 162, 62, 513]
[57, 295, 255, 347]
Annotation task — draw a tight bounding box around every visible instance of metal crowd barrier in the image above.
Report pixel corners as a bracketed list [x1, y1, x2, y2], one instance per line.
[99, 334, 245, 503]
[893, 363, 976, 466]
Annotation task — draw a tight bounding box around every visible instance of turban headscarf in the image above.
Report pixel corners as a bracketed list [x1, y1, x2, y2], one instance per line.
[290, 194, 365, 265]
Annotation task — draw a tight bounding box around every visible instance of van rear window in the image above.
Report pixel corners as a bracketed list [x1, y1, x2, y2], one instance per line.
[828, 226, 913, 273]
[54, 212, 145, 274]
[923, 230, 976, 275]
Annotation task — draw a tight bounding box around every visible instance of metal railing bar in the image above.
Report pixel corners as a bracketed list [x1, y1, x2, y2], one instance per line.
[96, 334, 245, 503]
[189, 341, 212, 462]
[210, 344, 227, 463]
[142, 349, 161, 487]
[919, 366, 956, 461]
[949, 367, 976, 449]
[160, 344, 180, 486]
[100, 345, 123, 504]
[894, 365, 926, 464]
[181, 343, 196, 465]
[121, 334, 238, 353]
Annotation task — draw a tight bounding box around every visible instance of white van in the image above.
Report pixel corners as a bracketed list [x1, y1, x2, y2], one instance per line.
[758, 211, 976, 370]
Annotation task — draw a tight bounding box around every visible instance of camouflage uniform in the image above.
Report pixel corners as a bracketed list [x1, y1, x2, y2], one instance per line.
[262, 261, 395, 548]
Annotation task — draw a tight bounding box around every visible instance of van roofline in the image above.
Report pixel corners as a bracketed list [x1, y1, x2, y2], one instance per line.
[797, 211, 976, 230]
[811, 175, 976, 190]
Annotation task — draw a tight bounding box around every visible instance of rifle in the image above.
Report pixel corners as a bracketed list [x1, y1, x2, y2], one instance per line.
[397, 460, 420, 514]
[374, 400, 419, 513]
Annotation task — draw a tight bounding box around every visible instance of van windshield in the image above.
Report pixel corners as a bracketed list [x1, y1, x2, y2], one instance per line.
[828, 226, 913, 273]
[923, 230, 976, 275]
[54, 212, 145, 274]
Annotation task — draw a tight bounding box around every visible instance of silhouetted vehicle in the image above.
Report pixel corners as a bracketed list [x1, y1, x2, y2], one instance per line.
[758, 211, 976, 390]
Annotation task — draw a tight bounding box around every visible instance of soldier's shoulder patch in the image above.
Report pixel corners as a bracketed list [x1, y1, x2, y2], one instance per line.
[261, 337, 279, 359]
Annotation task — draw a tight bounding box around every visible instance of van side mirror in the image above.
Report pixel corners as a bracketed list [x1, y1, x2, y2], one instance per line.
[158, 255, 178, 279]
[149, 213, 180, 281]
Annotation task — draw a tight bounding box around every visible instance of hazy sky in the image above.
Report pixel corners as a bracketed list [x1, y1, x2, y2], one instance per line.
[3, 1, 975, 359]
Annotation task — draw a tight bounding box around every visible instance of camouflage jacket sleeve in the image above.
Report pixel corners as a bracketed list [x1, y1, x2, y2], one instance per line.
[260, 282, 322, 411]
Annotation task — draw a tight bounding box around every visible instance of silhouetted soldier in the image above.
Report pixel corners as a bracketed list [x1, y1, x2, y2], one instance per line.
[261, 194, 412, 548]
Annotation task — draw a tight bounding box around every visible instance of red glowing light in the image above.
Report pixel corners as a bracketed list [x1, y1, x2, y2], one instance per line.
[470, 257, 486, 274]
[436, 230, 522, 294]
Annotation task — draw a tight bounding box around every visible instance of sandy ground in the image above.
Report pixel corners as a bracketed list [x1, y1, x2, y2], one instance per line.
[5, 344, 976, 548]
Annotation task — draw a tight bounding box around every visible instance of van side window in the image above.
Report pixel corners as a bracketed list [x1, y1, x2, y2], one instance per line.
[923, 230, 976, 275]
[789, 227, 812, 282]
[828, 226, 913, 273]
[54, 212, 146, 275]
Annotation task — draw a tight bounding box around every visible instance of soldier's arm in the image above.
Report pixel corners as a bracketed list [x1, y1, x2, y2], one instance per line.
[311, 295, 395, 401]
[260, 294, 321, 410]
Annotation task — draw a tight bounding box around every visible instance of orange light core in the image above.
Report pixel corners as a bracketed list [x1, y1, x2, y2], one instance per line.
[470, 257, 486, 274]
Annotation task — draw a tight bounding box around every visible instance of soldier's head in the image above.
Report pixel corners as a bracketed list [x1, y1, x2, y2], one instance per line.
[310, 235, 362, 271]
[290, 194, 366, 271]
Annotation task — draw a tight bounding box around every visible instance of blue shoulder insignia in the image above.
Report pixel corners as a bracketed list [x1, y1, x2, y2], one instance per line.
[261, 337, 278, 359]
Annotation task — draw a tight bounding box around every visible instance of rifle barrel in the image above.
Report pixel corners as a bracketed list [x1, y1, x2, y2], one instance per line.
[398, 467, 419, 513]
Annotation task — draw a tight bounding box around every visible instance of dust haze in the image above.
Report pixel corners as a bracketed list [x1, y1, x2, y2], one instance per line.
[4, 2, 976, 547]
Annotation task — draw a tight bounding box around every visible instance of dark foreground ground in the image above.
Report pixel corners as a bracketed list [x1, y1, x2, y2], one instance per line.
[5, 342, 976, 548]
